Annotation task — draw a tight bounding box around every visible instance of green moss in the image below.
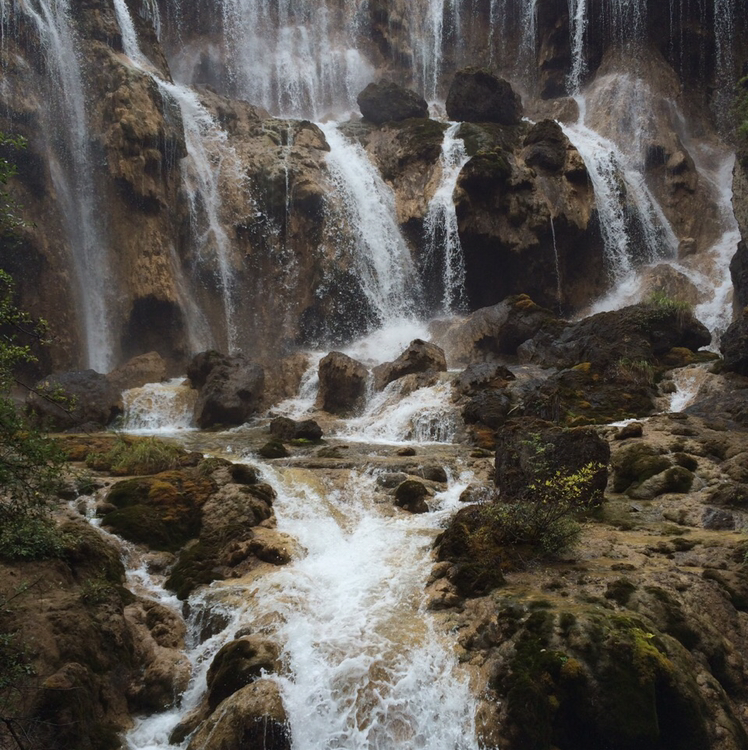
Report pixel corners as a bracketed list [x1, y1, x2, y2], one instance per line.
[612, 443, 671, 493]
[165, 539, 222, 599]
[259, 440, 289, 459]
[85, 436, 184, 475]
[605, 578, 637, 606]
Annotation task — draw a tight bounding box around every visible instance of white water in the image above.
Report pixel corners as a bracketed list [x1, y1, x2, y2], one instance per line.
[5, 0, 114, 370]
[112, 0, 242, 354]
[250, 467, 479, 750]
[561, 92, 677, 290]
[423, 123, 469, 314]
[121, 379, 197, 433]
[320, 123, 423, 325]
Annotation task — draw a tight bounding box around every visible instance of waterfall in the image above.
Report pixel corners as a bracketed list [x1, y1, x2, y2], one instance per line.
[561, 93, 676, 288]
[422, 123, 469, 314]
[112, 0, 241, 354]
[319, 122, 422, 326]
[121, 379, 197, 433]
[2, 0, 114, 371]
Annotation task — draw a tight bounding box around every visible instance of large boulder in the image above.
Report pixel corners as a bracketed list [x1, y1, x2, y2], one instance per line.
[373, 339, 447, 390]
[357, 80, 429, 124]
[206, 637, 282, 711]
[494, 418, 610, 504]
[106, 351, 168, 393]
[269, 416, 323, 441]
[27, 369, 122, 430]
[446, 68, 523, 125]
[317, 351, 369, 415]
[521, 120, 568, 173]
[188, 351, 265, 429]
[436, 295, 560, 366]
[720, 311, 748, 375]
[518, 300, 711, 370]
[186, 679, 290, 750]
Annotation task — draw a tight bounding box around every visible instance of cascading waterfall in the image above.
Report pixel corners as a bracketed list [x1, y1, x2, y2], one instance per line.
[319, 122, 423, 326]
[112, 0, 242, 353]
[422, 123, 469, 314]
[1, 0, 114, 371]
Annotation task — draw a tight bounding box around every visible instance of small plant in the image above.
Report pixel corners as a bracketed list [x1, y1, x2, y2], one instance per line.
[645, 291, 692, 326]
[614, 358, 656, 386]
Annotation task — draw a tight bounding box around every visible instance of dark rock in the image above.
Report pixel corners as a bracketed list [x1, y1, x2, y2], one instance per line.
[377, 471, 409, 489]
[720, 311, 748, 375]
[518, 301, 711, 370]
[269, 416, 323, 441]
[28, 369, 122, 431]
[190, 353, 265, 429]
[615, 422, 644, 440]
[455, 362, 516, 395]
[730, 241, 748, 311]
[357, 80, 428, 124]
[394, 479, 430, 513]
[702, 507, 736, 530]
[446, 67, 523, 125]
[495, 418, 610, 504]
[462, 390, 513, 430]
[258, 441, 289, 459]
[441, 295, 561, 366]
[317, 352, 368, 415]
[396, 446, 416, 456]
[373, 339, 447, 390]
[522, 119, 567, 173]
[612, 443, 672, 494]
[417, 465, 448, 483]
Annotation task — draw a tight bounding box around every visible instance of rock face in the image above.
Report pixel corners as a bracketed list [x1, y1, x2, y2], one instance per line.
[187, 351, 265, 428]
[721, 312, 748, 376]
[446, 68, 523, 125]
[373, 339, 447, 390]
[317, 352, 369, 415]
[357, 80, 429, 124]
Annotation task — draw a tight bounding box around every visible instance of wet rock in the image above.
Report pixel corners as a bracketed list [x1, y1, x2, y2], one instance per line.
[357, 79, 429, 124]
[201, 484, 275, 539]
[186, 679, 290, 750]
[612, 443, 672, 495]
[615, 422, 644, 440]
[437, 295, 560, 366]
[269, 416, 323, 441]
[206, 637, 282, 710]
[188, 351, 265, 429]
[373, 339, 447, 390]
[518, 301, 711, 370]
[394, 479, 430, 513]
[259, 440, 290, 459]
[377, 471, 409, 489]
[702, 507, 736, 530]
[455, 362, 516, 395]
[106, 351, 168, 393]
[720, 311, 748, 376]
[27, 369, 123, 431]
[317, 351, 369, 416]
[446, 68, 523, 125]
[396, 446, 417, 456]
[495, 419, 610, 504]
[522, 119, 567, 173]
[463, 390, 513, 430]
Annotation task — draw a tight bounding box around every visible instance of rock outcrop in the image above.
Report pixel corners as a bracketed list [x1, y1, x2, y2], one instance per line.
[446, 68, 523, 125]
[373, 339, 447, 390]
[357, 80, 429, 124]
[317, 352, 369, 415]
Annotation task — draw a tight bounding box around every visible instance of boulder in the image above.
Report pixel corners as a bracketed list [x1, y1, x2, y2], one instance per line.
[188, 352, 265, 429]
[494, 418, 610, 504]
[394, 479, 430, 513]
[455, 362, 516, 396]
[373, 339, 446, 390]
[186, 679, 290, 750]
[106, 351, 167, 393]
[437, 295, 560, 366]
[462, 390, 513, 430]
[269, 416, 323, 441]
[357, 80, 429, 124]
[27, 369, 122, 431]
[206, 637, 282, 710]
[317, 352, 369, 415]
[518, 301, 711, 370]
[720, 311, 748, 375]
[446, 68, 523, 125]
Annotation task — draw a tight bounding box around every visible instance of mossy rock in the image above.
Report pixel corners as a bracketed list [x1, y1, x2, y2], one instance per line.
[165, 539, 223, 599]
[394, 479, 430, 513]
[59, 520, 126, 583]
[103, 469, 215, 551]
[612, 443, 671, 493]
[258, 440, 289, 459]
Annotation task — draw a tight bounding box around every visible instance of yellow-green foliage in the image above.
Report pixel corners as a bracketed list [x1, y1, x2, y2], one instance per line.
[86, 436, 182, 475]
